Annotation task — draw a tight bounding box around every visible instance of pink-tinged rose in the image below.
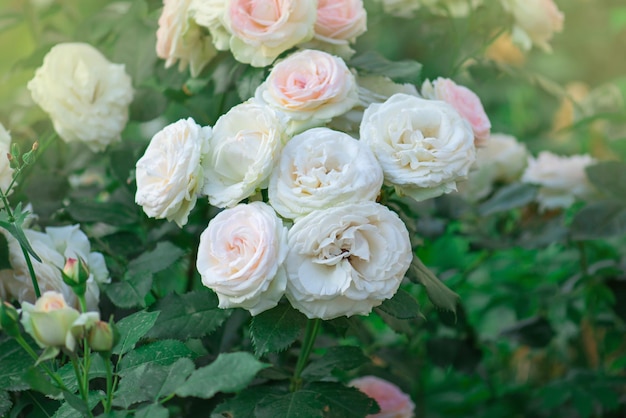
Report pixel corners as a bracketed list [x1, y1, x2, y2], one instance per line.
[521, 151, 596, 211]
[20, 291, 80, 349]
[422, 77, 491, 146]
[255, 49, 359, 134]
[310, 0, 366, 57]
[156, 0, 217, 77]
[501, 0, 564, 52]
[350, 376, 415, 418]
[225, 0, 317, 67]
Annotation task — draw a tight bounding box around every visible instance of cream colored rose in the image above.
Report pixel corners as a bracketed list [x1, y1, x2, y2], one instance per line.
[521, 151, 596, 211]
[285, 202, 412, 320]
[27, 43, 133, 152]
[224, 0, 317, 67]
[458, 133, 528, 201]
[501, 0, 564, 52]
[189, 0, 230, 51]
[306, 0, 367, 57]
[0, 225, 109, 311]
[268, 127, 383, 220]
[197, 202, 288, 315]
[135, 118, 211, 227]
[360, 93, 476, 201]
[422, 78, 491, 146]
[0, 123, 15, 193]
[202, 100, 287, 208]
[255, 49, 359, 134]
[20, 291, 80, 349]
[157, 0, 217, 77]
[350, 376, 415, 418]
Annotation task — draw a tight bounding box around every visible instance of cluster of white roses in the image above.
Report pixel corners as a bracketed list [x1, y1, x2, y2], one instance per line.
[0, 224, 110, 311]
[136, 22, 495, 318]
[376, 0, 564, 52]
[157, 0, 368, 74]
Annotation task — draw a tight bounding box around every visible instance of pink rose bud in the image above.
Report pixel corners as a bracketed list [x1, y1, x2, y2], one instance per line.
[88, 320, 117, 353]
[422, 77, 491, 147]
[350, 376, 415, 418]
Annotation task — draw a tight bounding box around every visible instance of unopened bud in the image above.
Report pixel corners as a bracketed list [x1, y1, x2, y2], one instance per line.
[6, 153, 12, 162]
[31, 141, 39, 151]
[88, 321, 117, 352]
[61, 257, 90, 296]
[0, 301, 21, 337]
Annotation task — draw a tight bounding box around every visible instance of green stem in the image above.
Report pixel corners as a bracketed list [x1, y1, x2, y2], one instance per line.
[71, 355, 94, 418]
[290, 318, 322, 392]
[16, 336, 69, 391]
[78, 294, 88, 313]
[82, 339, 92, 402]
[104, 357, 114, 413]
[21, 244, 41, 299]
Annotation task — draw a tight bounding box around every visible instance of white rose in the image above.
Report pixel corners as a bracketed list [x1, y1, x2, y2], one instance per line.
[157, 0, 217, 77]
[189, 0, 230, 50]
[202, 100, 288, 208]
[255, 49, 359, 134]
[135, 118, 211, 227]
[20, 291, 80, 349]
[458, 133, 528, 201]
[224, 0, 317, 67]
[196, 202, 288, 315]
[0, 123, 15, 193]
[521, 151, 596, 211]
[501, 0, 564, 52]
[285, 202, 412, 320]
[360, 93, 476, 201]
[268, 127, 383, 220]
[0, 225, 109, 311]
[27, 43, 133, 152]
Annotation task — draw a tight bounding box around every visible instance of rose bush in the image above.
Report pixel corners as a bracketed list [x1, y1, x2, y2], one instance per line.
[27, 43, 133, 152]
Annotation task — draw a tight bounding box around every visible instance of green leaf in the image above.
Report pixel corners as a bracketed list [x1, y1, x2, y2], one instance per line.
[570, 200, 626, 240]
[21, 367, 62, 398]
[146, 290, 231, 340]
[129, 87, 168, 122]
[128, 241, 185, 275]
[56, 354, 107, 394]
[349, 51, 422, 84]
[250, 303, 307, 357]
[118, 339, 196, 376]
[66, 200, 138, 226]
[0, 391, 12, 418]
[104, 272, 153, 308]
[176, 352, 269, 399]
[112, 310, 160, 355]
[302, 346, 369, 380]
[113, 358, 195, 408]
[586, 162, 626, 200]
[54, 391, 102, 418]
[236, 67, 266, 101]
[375, 288, 421, 319]
[409, 257, 459, 316]
[0, 337, 34, 391]
[112, 20, 157, 83]
[35, 346, 60, 365]
[478, 183, 537, 216]
[135, 403, 169, 418]
[211, 386, 279, 418]
[0, 229, 12, 270]
[255, 391, 325, 418]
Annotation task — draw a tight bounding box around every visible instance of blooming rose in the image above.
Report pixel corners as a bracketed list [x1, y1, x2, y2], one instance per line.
[521, 151, 596, 211]
[135, 118, 211, 227]
[202, 100, 287, 208]
[197, 202, 288, 315]
[27, 43, 133, 152]
[350, 376, 415, 418]
[255, 49, 359, 134]
[0, 123, 15, 193]
[20, 291, 80, 349]
[189, 0, 230, 50]
[360, 93, 475, 201]
[501, 0, 564, 52]
[285, 202, 412, 320]
[421, 78, 491, 146]
[268, 127, 383, 220]
[458, 133, 528, 201]
[224, 0, 317, 67]
[157, 0, 217, 77]
[307, 0, 367, 57]
[0, 225, 109, 311]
